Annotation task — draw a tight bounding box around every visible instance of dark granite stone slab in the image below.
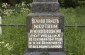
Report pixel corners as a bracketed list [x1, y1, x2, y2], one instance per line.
[26, 16, 32, 32]
[24, 0, 67, 55]
[27, 13, 62, 17]
[26, 48, 64, 52]
[33, 0, 58, 2]
[27, 13, 64, 51]
[32, 2, 59, 13]
[59, 16, 64, 32]
[24, 52, 67, 55]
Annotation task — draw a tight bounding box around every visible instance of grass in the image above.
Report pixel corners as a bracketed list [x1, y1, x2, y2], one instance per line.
[61, 7, 85, 55]
[65, 27, 85, 55]
[0, 11, 28, 55]
[0, 7, 85, 55]
[61, 7, 85, 25]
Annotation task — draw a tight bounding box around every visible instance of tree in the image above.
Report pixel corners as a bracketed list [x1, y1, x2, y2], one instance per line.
[58, 0, 64, 7]
[64, 0, 79, 8]
[0, 0, 33, 6]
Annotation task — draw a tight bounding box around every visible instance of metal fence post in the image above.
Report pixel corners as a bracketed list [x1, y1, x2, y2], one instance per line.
[0, 16, 2, 35]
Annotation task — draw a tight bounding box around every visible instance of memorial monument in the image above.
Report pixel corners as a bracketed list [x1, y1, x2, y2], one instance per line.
[24, 0, 67, 55]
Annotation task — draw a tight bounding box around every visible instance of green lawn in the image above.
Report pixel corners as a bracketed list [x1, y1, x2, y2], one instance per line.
[0, 7, 85, 55]
[62, 7, 85, 55]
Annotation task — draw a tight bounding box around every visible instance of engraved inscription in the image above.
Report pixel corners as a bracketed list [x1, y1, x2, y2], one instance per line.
[28, 17, 63, 49]
[32, 17, 59, 24]
[30, 29, 61, 33]
[33, 24, 58, 28]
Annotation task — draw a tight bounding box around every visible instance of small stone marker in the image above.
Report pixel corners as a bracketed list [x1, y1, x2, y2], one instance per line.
[24, 0, 67, 55]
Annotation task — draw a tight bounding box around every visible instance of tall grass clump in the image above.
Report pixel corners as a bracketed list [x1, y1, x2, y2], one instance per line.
[0, 2, 30, 55]
[61, 7, 85, 55]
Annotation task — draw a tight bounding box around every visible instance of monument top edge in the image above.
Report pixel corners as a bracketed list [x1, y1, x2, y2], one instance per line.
[27, 13, 62, 17]
[33, 0, 58, 2]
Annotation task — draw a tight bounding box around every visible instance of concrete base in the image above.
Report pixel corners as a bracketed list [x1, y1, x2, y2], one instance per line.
[24, 50, 67, 55]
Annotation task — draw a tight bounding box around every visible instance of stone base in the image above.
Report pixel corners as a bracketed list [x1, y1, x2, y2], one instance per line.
[23, 50, 67, 55]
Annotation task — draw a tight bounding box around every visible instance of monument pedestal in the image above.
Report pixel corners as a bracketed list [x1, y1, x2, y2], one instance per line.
[24, 0, 67, 55]
[24, 51, 67, 55]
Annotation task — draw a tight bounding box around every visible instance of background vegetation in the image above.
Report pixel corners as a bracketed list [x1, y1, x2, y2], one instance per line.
[0, 0, 85, 7]
[0, 0, 85, 55]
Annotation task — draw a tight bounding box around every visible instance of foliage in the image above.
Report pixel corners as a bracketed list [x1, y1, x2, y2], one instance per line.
[0, 2, 30, 17]
[0, 0, 33, 6]
[78, 1, 85, 7]
[59, 0, 85, 8]
[64, 0, 79, 8]
[60, 7, 85, 25]
[61, 7, 85, 54]
[0, 2, 85, 55]
[0, 2, 30, 55]
[0, 0, 85, 8]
